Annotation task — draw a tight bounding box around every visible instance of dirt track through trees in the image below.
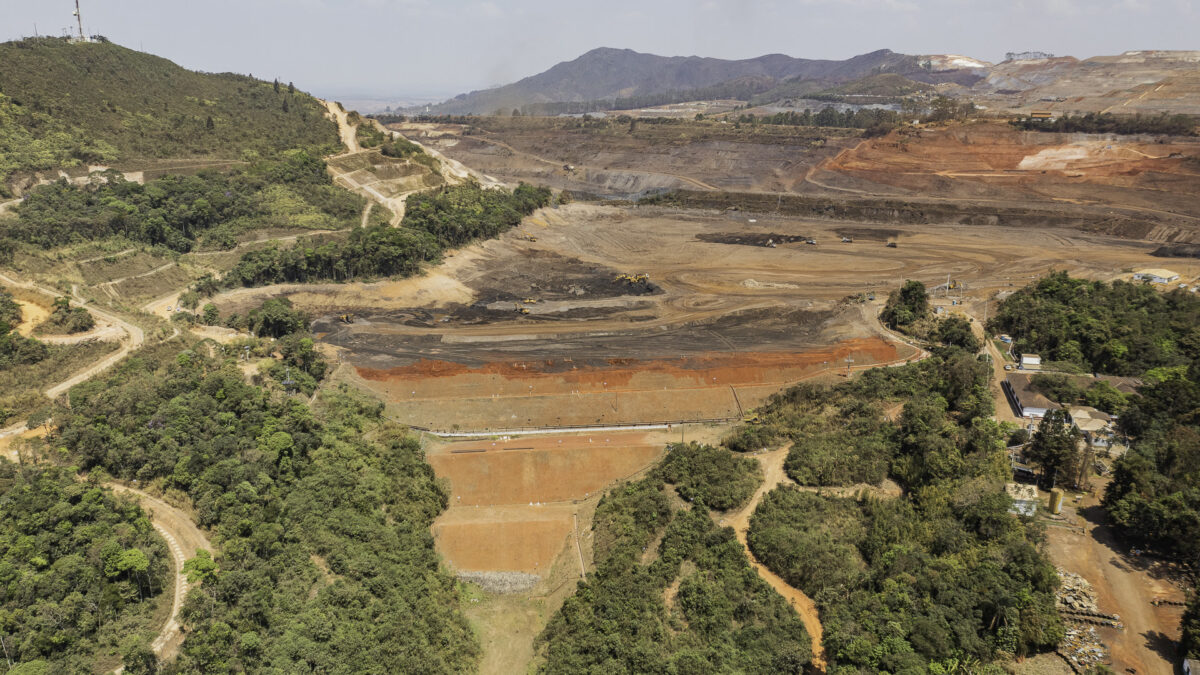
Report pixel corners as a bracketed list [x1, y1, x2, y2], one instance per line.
[724, 445, 827, 671]
[106, 484, 213, 671]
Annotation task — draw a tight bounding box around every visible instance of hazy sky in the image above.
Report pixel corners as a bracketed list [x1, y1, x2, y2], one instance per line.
[2, 0, 1196, 100]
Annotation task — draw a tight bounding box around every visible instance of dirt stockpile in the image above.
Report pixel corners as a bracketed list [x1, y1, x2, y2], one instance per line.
[1152, 243, 1200, 258]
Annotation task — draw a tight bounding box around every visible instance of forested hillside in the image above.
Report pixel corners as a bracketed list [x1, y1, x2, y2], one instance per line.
[991, 272, 1200, 560]
[537, 443, 810, 673]
[0, 464, 170, 672]
[741, 352, 1063, 673]
[0, 37, 339, 188]
[47, 342, 478, 673]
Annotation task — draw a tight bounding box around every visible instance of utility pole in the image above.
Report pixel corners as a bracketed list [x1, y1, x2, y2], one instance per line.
[74, 0, 85, 41]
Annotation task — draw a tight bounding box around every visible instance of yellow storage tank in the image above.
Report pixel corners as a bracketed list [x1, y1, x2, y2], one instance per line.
[1049, 488, 1064, 515]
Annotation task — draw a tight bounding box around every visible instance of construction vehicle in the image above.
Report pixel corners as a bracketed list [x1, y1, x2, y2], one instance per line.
[523, 298, 538, 304]
[886, 242, 898, 248]
[513, 302, 531, 315]
[805, 239, 817, 245]
[742, 412, 762, 425]
[841, 236, 853, 243]
[615, 273, 651, 285]
[339, 314, 355, 324]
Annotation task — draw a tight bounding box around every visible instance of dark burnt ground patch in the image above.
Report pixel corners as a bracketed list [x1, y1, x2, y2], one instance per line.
[467, 249, 662, 303]
[696, 232, 811, 247]
[831, 226, 904, 241]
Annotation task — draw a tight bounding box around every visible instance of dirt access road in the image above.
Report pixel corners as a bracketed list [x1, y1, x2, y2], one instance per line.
[0, 273, 146, 448]
[107, 484, 213, 672]
[723, 445, 827, 671]
[1047, 491, 1187, 675]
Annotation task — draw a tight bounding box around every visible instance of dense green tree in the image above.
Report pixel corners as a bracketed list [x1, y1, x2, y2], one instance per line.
[995, 272, 1200, 558]
[659, 442, 760, 510]
[1026, 410, 1083, 488]
[1182, 591, 1200, 659]
[881, 280, 929, 328]
[935, 315, 980, 351]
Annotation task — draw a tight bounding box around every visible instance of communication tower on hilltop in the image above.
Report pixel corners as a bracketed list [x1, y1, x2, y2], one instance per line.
[72, 1, 85, 42]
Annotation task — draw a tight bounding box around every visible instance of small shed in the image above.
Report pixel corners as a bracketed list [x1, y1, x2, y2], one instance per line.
[1133, 268, 1180, 284]
[1184, 658, 1200, 675]
[1020, 354, 1041, 369]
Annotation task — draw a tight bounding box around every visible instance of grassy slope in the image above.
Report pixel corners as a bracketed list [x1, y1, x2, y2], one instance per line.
[0, 37, 338, 185]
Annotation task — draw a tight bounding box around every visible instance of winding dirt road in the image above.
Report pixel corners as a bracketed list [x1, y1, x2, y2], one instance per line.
[107, 484, 213, 672]
[0, 273, 145, 443]
[724, 445, 827, 671]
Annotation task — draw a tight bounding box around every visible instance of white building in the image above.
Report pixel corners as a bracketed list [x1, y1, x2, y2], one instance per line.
[1133, 268, 1180, 284]
[1020, 354, 1041, 369]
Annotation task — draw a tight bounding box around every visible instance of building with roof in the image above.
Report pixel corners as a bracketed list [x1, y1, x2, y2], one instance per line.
[1068, 406, 1115, 449]
[1020, 354, 1041, 369]
[1133, 268, 1180, 284]
[1003, 373, 1060, 419]
[1183, 658, 1200, 675]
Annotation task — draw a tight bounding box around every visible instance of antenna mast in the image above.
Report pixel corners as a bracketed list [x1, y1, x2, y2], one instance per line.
[74, 0, 85, 41]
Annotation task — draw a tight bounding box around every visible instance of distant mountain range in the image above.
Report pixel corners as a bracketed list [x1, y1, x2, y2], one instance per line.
[414, 47, 989, 114]
[410, 47, 1200, 116]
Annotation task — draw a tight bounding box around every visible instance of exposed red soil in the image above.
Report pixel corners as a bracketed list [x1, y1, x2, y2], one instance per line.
[434, 509, 575, 574]
[429, 434, 663, 506]
[359, 337, 898, 386]
[354, 338, 905, 430]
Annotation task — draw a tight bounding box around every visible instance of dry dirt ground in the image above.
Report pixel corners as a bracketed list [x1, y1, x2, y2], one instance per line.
[1045, 488, 1188, 675]
[818, 123, 1200, 240]
[391, 117, 853, 197]
[203, 201, 1171, 433]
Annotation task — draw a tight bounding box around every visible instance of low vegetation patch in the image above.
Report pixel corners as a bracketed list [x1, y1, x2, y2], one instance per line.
[33, 297, 95, 335]
[0, 37, 338, 185]
[217, 182, 551, 287]
[659, 442, 760, 510]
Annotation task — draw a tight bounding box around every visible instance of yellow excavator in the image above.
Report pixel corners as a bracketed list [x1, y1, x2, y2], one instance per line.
[615, 273, 651, 285]
[339, 314, 354, 324]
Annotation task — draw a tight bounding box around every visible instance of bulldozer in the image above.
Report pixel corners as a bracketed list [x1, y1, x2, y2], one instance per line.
[742, 412, 762, 425]
[338, 314, 355, 324]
